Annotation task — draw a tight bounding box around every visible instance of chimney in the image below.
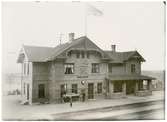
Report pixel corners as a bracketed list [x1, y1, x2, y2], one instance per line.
[69, 33, 75, 42]
[111, 45, 116, 52]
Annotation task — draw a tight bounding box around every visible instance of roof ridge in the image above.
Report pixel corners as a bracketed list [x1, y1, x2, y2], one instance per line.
[104, 50, 136, 53]
[23, 45, 53, 48]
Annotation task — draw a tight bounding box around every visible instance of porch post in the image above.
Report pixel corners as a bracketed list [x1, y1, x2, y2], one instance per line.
[122, 81, 126, 95]
[147, 80, 152, 91]
[135, 81, 138, 95]
[109, 81, 114, 95]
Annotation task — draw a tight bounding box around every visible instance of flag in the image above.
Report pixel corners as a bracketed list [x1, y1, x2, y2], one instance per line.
[86, 3, 103, 16]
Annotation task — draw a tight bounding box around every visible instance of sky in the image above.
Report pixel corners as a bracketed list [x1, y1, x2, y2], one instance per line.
[2, 1, 165, 74]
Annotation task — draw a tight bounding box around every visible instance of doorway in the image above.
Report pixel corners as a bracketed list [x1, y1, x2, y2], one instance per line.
[126, 81, 135, 95]
[38, 84, 45, 98]
[27, 84, 29, 100]
[88, 83, 94, 99]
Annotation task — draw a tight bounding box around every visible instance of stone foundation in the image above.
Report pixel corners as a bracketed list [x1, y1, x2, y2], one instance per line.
[106, 92, 126, 99]
[135, 90, 152, 97]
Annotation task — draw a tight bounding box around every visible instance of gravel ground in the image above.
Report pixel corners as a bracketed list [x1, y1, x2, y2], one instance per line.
[2, 90, 165, 120]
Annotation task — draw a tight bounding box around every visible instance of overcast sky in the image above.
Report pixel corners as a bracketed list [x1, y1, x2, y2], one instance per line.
[2, 1, 165, 74]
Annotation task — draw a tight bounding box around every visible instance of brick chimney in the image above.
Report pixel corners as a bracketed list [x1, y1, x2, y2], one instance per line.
[111, 45, 116, 52]
[69, 33, 75, 42]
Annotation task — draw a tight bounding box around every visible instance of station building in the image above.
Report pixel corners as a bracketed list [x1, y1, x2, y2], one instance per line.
[17, 33, 155, 104]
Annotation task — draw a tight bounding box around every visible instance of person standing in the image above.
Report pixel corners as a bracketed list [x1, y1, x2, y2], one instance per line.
[70, 97, 72, 107]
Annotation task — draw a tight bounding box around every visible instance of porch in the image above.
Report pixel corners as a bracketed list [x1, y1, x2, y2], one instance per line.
[105, 75, 155, 99]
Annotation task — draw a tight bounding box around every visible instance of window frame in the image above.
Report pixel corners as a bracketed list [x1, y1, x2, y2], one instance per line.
[24, 83, 26, 94]
[64, 63, 74, 74]
[92, 63, 100, 73]
[23, 63, 26, 75]
[131, 64, 136, 73]
[72, 84, 78, 94]
[97, 82, 102, 94]
[27, 63, 29, 75]
[61, 84, 67, 96]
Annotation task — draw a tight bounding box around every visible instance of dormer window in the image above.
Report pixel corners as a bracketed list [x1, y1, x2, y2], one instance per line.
[131, 64, 136, 73]
[64, 63, 74, 74]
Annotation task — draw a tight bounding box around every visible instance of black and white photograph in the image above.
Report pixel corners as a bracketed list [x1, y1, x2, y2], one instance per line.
[1, 0, 166, 120]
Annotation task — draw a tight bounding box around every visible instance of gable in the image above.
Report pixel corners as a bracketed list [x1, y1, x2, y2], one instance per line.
[49, 36, 111, 60]
[17, 37, 145, 63]
[17, 46, 28, 63]
[127, 51, 145, 62]
[17, 45, 54, 63]
[104, 50, 145, 63]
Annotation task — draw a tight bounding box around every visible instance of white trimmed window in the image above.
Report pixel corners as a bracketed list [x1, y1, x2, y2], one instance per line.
[92, 63, 100, 73]
[27, 63, 29, 75]
[64, 63, 74, 74]
[131, 64, 136, 73]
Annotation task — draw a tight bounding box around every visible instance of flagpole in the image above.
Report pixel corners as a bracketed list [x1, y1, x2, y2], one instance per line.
[84, 3, 87, 36]
[84, 3, 103, 36]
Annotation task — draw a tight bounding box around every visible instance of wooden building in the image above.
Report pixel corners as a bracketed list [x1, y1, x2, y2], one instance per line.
[17, 33, 155, 104]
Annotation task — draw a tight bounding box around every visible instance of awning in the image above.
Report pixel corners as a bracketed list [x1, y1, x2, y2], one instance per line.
[107, 75, 156, 81]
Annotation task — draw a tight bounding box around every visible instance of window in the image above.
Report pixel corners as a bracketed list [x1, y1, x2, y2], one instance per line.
[108, 64, 112, 73]
[23, 63, 29, 75]
[64, 63, 74, 74]
[131, 64, 136, 73]
[27, 63, 29, 75]
[60, 84, 67, 97]
[87, 52, 90, 59]
[97, 83, 102, 94]
[81, 51, 85, 58]
[67, 51, 72, 57]
[24, 83, 25, 94]
[114, 81, 123, 93]
[27, 84, 29, 100]
[72, 84, 78, 93]
[38, 84, 45, 98]
[76, 52, 80, 58]
[92, 63, 100, 73]
[23, 63, 26, 75]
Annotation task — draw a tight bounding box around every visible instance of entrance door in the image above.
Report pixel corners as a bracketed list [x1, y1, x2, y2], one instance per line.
[126, 81, 135, 94]
[88, 83, 94, 99]
[38, 84, 45, 98]
[27, 84, 29, 100]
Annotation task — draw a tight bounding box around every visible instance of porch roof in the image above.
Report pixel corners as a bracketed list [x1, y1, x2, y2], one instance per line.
[107, 75, 156, 81]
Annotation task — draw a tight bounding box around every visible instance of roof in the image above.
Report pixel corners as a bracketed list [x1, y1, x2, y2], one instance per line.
[17, 36, 145, 63]
[107, 74, 155, 81]
[104, 50, 145, 63]
[23, 45, 54, 62]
